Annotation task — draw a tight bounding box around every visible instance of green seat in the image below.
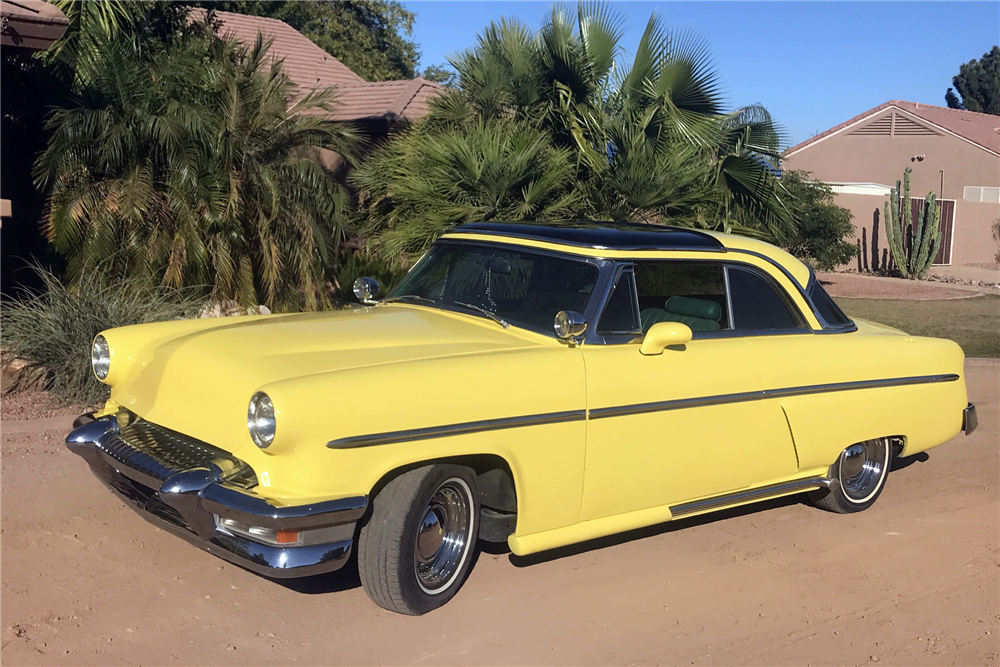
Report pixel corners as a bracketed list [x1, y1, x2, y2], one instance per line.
[640, 296, 722, 333]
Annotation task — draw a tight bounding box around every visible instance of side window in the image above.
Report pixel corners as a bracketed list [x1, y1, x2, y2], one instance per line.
[808, 279, 853, 327]
[597, 271, 639, 335]
[727, 266, 805, 331]
[633, 263, 728, 333]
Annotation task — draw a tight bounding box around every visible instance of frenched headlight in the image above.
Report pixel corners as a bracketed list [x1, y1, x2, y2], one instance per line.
[91, 335, 111, 381]
[248, 391, 276, 448]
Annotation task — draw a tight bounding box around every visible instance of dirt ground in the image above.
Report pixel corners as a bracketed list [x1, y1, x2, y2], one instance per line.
[1, 360, 996, 666]
[816, 272, 986, 300]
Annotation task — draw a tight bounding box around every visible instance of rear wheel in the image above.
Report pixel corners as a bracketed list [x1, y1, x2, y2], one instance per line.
[810, 438, 891, 513]
[358, 464, 479, 615]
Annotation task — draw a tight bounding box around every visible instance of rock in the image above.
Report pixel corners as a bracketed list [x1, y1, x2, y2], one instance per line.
[0, 351, 48, 395]
[199, 300, 271, 318]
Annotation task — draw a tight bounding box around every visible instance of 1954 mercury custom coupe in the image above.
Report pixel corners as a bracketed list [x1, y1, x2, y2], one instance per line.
[67, 222, 977, 615]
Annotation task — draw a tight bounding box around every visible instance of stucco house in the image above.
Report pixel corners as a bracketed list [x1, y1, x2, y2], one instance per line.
[782, 101, 1000, 268]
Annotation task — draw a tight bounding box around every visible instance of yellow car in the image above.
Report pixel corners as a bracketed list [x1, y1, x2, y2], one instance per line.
[66, 222, 977, 615]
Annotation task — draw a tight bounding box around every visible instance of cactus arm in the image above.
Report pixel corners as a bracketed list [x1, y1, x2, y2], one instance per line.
[884, 181, 910, 278]
[917, 195, 942, 277]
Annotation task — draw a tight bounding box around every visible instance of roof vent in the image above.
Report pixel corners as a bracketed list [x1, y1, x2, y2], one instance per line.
[851, 114, 892, 136]
[893, 114, 938, 136]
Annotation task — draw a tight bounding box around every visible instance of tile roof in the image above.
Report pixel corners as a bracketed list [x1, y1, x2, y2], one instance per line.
[189, 8, 443, 124]
[784, 100, 1000, 158]
[327, 77, 443, 122]
[1, 0, 69, 50]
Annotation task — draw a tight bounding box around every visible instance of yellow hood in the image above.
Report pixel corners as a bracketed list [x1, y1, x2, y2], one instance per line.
[103, 304, 546, 453]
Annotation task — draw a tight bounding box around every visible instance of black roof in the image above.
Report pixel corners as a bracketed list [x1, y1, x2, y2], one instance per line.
[452, 222, 725, 252]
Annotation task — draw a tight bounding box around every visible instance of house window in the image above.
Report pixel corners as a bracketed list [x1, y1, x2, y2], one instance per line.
[964, 186, 1000, 204]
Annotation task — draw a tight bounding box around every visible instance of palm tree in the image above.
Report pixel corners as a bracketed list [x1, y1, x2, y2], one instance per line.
[356, 2, 792, 257]
[35, 25, 359, 311]
[354, 118, 579, 259]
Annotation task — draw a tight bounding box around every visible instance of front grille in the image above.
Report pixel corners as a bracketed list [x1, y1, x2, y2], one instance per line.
[98, 419, 257, 488]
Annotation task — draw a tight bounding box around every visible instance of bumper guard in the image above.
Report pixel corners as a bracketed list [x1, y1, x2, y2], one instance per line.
[963, 403, 978, 436]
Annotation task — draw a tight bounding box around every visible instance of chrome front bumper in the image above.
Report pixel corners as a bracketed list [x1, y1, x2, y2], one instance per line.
[66, 415, 366, 579]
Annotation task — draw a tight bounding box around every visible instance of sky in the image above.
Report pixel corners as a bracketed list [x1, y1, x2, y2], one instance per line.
[402, 1, 1000, 149]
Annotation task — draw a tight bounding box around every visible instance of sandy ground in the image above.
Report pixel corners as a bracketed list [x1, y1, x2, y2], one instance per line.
[1, 360, 997, 666]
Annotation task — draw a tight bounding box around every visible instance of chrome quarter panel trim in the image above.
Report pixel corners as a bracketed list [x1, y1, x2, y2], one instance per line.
[670, 477, 829, 518]
[760, 374, 960, 400]
[326, 409, 587, 449]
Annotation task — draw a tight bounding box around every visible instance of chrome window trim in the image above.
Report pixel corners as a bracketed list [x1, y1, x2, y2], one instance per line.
[589, 258, 829, 345]
[805, 267, 855, 330]
[722, 264, 736, 329]
[325, 374, 959, 447]
[595, 266, 642, 337]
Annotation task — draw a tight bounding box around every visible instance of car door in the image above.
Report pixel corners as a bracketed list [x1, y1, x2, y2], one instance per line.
[579, 261, 762, 522]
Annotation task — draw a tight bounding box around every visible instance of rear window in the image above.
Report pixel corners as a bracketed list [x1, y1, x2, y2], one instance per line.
[808, 280, 853, 327]
[727, 267, 805, 331]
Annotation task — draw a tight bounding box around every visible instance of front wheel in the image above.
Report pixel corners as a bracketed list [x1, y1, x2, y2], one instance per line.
[358, 464, 480, 615]
[810, 438, 891, 513]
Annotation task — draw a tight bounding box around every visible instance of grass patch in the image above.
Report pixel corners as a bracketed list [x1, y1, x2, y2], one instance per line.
[838, 294, 1000, 358]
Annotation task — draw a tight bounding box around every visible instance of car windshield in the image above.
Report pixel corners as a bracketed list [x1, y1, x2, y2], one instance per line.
[386, 242, 600, 334]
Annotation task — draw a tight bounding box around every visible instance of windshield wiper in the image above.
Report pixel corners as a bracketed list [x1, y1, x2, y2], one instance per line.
[452, 301, 510, 329]
[383, 294, 437, 305]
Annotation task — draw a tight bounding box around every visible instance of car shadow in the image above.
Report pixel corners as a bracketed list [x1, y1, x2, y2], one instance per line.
[272, 552, 363, 594]
[507, 451, 932, 568]
[505, 494, 804, 567]
[891, 451, 929, 471]
[270, 451, 933, 591]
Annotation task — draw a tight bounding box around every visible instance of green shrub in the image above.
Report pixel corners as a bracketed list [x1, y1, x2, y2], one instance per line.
[2, 265, 207, 405]
[779, 170, 857, 271]
[331, 250, 409, 303]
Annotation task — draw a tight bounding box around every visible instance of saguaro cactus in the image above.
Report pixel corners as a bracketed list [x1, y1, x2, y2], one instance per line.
[883, 168, 942, 279]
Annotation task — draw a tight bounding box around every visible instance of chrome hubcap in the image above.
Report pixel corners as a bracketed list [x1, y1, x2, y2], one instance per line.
[414, 479, 472, 594]
[416, 509, 445, 563]
[840, 439, 887, 501]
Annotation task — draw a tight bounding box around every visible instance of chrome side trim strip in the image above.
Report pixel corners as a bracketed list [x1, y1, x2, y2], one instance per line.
[670, 477, 829, 518]
[589, 390, 761, 420]
[326, 409, 587, 449]
[589, 373, 960, 421]
[325, 374, 958, 447]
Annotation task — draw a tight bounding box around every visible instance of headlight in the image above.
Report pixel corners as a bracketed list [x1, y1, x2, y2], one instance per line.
[91, 335, 111, 380]
[247, 392, 276, 448]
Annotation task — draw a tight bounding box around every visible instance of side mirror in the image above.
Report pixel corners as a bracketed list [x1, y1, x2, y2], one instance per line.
[554, 310, 587, 344]
[640, 321, 693, 355]
[353, 277, 381, 305]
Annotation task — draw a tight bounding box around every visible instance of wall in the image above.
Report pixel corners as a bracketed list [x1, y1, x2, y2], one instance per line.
[783, 109, 1000, 267]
